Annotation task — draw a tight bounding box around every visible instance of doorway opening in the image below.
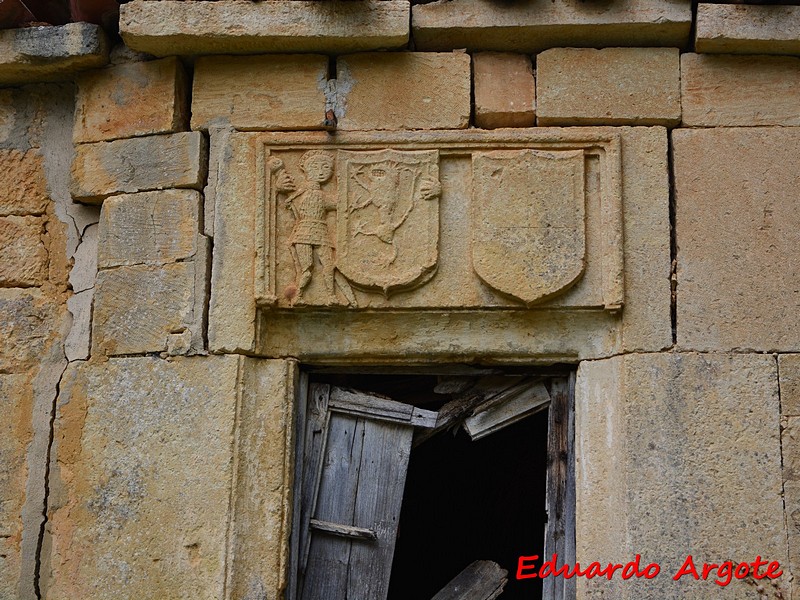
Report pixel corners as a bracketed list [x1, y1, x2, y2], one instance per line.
[291, 368, 575, 600]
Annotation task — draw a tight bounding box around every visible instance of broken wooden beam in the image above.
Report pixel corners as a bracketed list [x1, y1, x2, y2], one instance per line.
[431, 560, 508, 600]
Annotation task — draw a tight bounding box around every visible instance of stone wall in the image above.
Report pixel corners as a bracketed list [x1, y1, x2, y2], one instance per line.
[1, 2, 799, 599]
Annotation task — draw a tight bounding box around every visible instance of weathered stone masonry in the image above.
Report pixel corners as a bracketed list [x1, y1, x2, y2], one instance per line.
[1, 1, 800, 599]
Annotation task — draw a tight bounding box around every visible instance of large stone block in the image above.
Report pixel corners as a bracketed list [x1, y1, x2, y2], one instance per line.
[191, 55, 328, 131]
[473, 53, 536, 129]
[674, 127, 800, 352]
[97, 190, 201, 269]
[70, 132, 206, 203]
[780, 354, 800, 417]
[576, 353, 788, 599]
[0, 23, 108, 84]
[74, 57, 189, 144]
[0, 374, 33, 600]
[0, 149, 49, 217]
[120, 0, 409, 56]
[681, 53, 800, 127]
[696, 4, 800, 55]
[92, 255, 208, 356]
[335, 52, 471, 130]
[412, 0, 692, 52]
[45, 356, 297, 600]
[207, 127, 670, 357]
[0, 216, 48, 287]
[537, 47, 680, 127]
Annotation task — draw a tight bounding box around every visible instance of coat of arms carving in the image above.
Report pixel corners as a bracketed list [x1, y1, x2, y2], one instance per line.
[336, 149, 441, 294]
[471, 149, 587, 306]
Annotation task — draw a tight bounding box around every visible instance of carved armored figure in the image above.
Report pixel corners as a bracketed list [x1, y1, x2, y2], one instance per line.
[275, 150, 356, 305]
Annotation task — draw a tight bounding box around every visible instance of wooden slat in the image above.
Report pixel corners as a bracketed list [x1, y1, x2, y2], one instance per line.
[287, 372, 309, 600]
[309, 519, 377, 541]
[414, 376, 528, 447]
[329, 386, 437, 428]
[542, 375, 576, 600]
[430, 560, 508, 600]
[346, 418, 414, 599]
[464, 380, 550, 440]
[301, 413, 364, 600]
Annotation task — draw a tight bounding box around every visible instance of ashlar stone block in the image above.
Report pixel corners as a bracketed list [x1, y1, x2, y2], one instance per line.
[97, 190, 201, 269]
[537, 47, 681, 127]
[780, 354, 800, 417]
[0, 215, 48, 287]
[0, 289, 62, 373]
[92, 252, 208, 356]
[681, 53, 800, 127]
[674, 127, 800, 352]
[207, 127, 670, 358]
[191, 55, 328, 131]
[0, 149, 49, 217]
[473, 52, 536, 129]
[120, 0, 409, 56]
[696, 4, 800, 56]
[412, 0, 692, 52]
[335, 52, 471, 131]
[46, 356, 298, 600]
[576, 352, 788, 599]
[70, 132, 206, 203]
[74, 57, 189, 143]
[0, 23, 108, 84]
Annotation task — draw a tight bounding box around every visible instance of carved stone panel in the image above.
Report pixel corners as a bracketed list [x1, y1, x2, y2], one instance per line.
[472, 149, 586, 305]
[248, 130, 623, 312]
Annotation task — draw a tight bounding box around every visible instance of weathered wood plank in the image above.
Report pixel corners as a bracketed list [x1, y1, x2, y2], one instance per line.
[542, 375, 576, 600]
[347, 418, 414, 598]
[329, 386, 437, 428]
[464, 380, 550, 440]
[301, 413, 364, 600]
[430, 560, 508, 600]
[287, 371, 309, 600]
[309, 519, 377, 541]
[414, 375, 528, 446]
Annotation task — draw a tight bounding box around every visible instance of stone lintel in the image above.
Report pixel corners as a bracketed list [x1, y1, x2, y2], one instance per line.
[119, 0, 409, 56]
[696, 3, 800, 56]
[0, 23, 108, 85]
[412, 0, 692, 52]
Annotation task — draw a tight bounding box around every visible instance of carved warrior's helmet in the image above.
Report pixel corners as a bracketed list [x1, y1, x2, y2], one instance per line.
[300, 150, 335, 183]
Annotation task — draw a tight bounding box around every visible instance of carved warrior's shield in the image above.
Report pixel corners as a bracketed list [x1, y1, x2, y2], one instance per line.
[336, 149, 440, 294]
[472, 149, 586, 305]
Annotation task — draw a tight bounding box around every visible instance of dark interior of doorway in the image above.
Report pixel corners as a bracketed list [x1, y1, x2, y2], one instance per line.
[311, 372, 550, 600]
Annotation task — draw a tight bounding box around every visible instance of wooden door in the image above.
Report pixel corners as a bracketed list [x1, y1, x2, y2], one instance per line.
[297, 385, 437, 600]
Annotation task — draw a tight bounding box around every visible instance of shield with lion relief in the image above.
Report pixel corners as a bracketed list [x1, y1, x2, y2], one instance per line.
[335, 149, 441, 294]
[471, 149, 587, 306]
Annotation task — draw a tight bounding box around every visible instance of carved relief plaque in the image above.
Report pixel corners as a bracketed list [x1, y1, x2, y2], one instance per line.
[336, 149, 441, 294]
[248, 130, 623, 312]
[472, 149, 586, 305]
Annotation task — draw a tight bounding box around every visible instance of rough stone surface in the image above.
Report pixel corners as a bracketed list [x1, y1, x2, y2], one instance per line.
[335, 53, 471, 130]
[780, 354, 800, 417]
[0, 150, 49, 216]
[97, 190, 201, 269]
[0, 216, 48, 287]
[537, 47, 681, 127]
[696, 4, 800, 55]
[44, 356, 297, 600]
[681, 53, 800, 127]
[786, 480, 800, 600]
[674, 127, 800, 352]
[209, 127, 669, 357]
[0, 23, 109, 84]
[0, 374, 33, 600]
[45, 356, 237, 599]
[576, 353, 788, 599]
[473, 53, 535, 129]
[191, 55, 328, 131]
[70, 132, 207, 203]
[412, 0, 692, 52]
[92, 254, 207, 356]
[74, 57, 189, 144]
[120, 0, 409, 56]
